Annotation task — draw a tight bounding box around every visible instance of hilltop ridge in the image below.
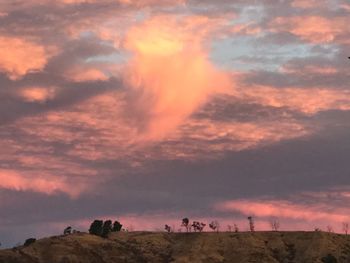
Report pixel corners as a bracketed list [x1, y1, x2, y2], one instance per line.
[0, 231, 349, 263]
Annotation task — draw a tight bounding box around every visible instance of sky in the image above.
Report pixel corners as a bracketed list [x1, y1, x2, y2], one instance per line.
[0, 0, 350, 247]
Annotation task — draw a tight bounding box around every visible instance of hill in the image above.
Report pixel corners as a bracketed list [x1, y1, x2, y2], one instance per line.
[0, 231, 349, 263]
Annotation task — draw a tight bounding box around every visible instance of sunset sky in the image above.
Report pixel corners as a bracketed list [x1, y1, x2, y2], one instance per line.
[0, 0, 350, 246]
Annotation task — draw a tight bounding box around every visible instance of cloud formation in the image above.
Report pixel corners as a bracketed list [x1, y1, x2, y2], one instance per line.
[123, 16, 230, 139]
[0, 36, 54, 80]
[0, 0, 350, 247]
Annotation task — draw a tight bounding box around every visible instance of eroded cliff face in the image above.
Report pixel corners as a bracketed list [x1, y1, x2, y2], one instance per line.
[0, 231, 349, 263]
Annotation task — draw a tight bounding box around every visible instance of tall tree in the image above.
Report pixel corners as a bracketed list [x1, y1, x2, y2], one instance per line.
[181, 218, 190, 232]
[89, 220, 103, 236]
[102, 220, 113, 238]
[112, 221, 123, 232]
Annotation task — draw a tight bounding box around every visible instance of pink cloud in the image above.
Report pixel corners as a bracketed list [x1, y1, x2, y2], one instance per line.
[291, 0, 328, 9]
[64, 67, 109, 82]
[270, 16, 349, 44]
[281, 65, 338, 75]
[0, 36, 55, 80]
[123, 15, 230, 140]
[234, 85, 350, 115]
[215, 189, 350, 232]
[0, 169, 86, 198]
[19, 87, 56, 103]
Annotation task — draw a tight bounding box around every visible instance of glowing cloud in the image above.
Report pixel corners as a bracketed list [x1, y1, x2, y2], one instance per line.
[19, 87, 56, 103]
[216, 199, 350, 224]
[64, 67, 109, 82]
[0, 169, 85, 198]
[235, 86, 350, 115]
[124, 16, 230, 140]
[0, 37, 53, 80]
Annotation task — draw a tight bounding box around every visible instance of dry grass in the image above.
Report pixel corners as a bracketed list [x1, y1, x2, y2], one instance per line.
[1, 231, 349, 263]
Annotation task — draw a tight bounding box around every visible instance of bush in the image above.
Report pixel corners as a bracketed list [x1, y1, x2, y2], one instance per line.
[24, 238, 36, 247]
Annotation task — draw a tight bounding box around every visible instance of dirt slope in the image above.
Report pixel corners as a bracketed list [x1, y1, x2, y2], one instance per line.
[0, 231, 349, 263]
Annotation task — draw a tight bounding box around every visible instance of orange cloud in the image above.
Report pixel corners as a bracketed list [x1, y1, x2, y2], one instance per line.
[0, 169, 85, 198]
[0, 36, 54, 80]
[64, 67, 109, 82]
[270, 16, 349, 44]
[235, 85, 350, 115]
[59, 0, 186, 5]
[160, 118, 308, 160]
[291, 0, 328, 9]
[216, 198, 350, 226]
[19, 87, 56, 103]
[124, 16, 230, 140]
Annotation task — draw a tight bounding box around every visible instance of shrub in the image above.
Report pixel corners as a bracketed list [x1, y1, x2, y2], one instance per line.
[24, 238, 36, 247]
[63, 226, 72, 235]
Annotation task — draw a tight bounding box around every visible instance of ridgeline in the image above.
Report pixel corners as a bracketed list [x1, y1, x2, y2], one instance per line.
[0, 231, 349, 263]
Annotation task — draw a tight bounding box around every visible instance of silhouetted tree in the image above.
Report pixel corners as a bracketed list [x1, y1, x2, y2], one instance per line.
[209, 220, 220, 232]
[192, 221, 206, 232]
[112, 221, 123, 232]
[326, 225, 333, 233]
[102, 220, 113, 238]
[165, 224, 172, 233]
[234, 224, 239, 233]
[227, 225, 233, 232]
[89, 220, 103, 236]
[343, 222, 349, 235]
[248, 216, 255, 232]
[24, 238, 36, 247]
[63, 226, 72, 235]
[199, 222, 206, 232]
[270, 219, 280, 231]
[182, 218, 190, 232]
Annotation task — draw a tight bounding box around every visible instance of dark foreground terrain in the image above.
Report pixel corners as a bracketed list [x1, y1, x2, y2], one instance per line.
[0, 231, 349, 263]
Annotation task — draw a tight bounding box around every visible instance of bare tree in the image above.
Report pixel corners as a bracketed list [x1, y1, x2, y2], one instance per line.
[248, 216, 255, 232]
[227, 225, 233, 232]
[343, 222, 349, 235]
[234, 224, 239, 233]
[209, 220, 220, 232]
[326, 225, 333, 233]
[270, 218, 280, 231]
